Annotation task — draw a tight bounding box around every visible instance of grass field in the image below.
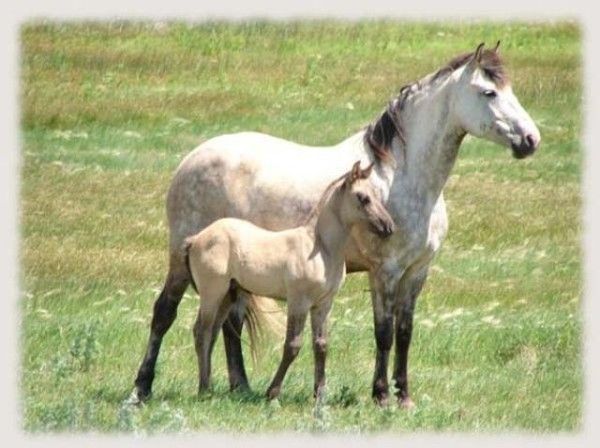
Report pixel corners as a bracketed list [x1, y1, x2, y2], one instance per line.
[20, 21, 582, 433]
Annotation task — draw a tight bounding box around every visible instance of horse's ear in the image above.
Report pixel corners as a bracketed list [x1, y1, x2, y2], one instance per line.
[465, 42, 485, 71]
[493, 40, 501, 53]
[360, 162, 374, 179]
[474, 42, 485, 63]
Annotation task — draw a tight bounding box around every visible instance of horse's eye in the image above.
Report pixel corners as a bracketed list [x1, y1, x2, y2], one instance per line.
[357, 193, 371, 206]
[482, 89, 497, 98]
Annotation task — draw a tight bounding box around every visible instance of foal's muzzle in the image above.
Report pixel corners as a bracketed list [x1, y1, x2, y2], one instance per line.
[371, 218, 395, 238]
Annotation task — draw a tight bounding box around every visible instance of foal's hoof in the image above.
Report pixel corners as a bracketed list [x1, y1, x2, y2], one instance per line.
[399, 397, 416, 410]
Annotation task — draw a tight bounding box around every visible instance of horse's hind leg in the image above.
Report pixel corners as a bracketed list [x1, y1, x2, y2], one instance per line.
[222, 295, 250, 391]
[134, 259, 189, 402]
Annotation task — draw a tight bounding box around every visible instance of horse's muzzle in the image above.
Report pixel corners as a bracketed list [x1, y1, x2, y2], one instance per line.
[511, 133, 540, 159]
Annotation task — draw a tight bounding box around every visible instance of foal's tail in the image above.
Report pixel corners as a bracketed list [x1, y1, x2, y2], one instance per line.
[243, 294, 286, 363]
[181, 238, 285, 363]
[182, 238, 198, 293]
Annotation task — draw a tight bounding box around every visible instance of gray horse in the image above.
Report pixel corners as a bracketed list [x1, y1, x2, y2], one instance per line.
[133, 43, 540, 407]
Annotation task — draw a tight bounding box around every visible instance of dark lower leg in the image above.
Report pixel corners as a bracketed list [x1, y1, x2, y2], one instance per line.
[313, 337, 327, 399]
[393, 317, 413, 404]
[222, 298, 250, 391]
[393, 273, 426, 407]
[372, 316, 393, 405]
[135, 277, 188, 400]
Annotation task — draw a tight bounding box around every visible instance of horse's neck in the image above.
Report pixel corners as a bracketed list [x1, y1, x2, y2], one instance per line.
[391, 79, 465, 216]
[306, 191, 350, 262]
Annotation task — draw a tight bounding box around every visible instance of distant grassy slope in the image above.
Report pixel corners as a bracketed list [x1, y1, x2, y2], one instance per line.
[21, 21, 581, 432]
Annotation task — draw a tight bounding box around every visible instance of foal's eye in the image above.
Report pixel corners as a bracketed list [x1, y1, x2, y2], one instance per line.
[356, 193, 371, 206]
[482, 89, 497, 98]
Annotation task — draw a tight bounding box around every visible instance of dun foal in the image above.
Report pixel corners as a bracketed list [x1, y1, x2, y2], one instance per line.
[183, 161, 395, 400]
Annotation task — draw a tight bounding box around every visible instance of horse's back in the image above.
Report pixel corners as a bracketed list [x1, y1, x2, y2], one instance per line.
[166, 131, 365, 256]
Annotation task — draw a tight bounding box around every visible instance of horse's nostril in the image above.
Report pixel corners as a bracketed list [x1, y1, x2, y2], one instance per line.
[525, 134, 537, 149]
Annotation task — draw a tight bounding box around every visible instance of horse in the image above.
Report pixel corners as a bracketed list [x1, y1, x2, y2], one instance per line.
[133, 42, 541, 407]
[183, 161, 394, 400]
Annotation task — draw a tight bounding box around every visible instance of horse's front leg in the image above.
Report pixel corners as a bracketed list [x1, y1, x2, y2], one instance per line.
[392, 269, 428, 409]
[369, 271, 398, 406]
[310, 296, 334, 400]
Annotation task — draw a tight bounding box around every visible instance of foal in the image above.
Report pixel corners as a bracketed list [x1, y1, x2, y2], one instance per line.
[183, 161, 395, 400]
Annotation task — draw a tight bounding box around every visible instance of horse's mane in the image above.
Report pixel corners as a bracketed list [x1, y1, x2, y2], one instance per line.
[364, 48, 507, 165]
[432, 48, 507, 86]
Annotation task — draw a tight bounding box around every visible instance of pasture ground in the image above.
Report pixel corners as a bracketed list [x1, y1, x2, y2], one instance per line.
[20, 21, 582, 433]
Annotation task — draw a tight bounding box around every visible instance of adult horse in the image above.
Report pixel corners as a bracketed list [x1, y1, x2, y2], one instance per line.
[133, 43, 540, 407]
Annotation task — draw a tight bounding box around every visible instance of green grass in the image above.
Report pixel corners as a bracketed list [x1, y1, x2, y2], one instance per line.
[20, 20, 582, 433]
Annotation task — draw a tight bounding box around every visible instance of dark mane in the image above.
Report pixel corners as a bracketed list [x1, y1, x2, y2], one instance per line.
[364, 48, 507, 165]
[432, 48, 508, 87]
[363, 98, 406, 166]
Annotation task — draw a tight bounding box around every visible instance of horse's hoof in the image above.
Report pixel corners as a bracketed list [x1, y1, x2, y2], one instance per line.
[266, 386, 281, 401]
[373, 394, 389, 407]
[399, 397, 416, 410]
[230, 382, 251, 393]
[125, 388, 149, 406]
[198, 386, 213, 398]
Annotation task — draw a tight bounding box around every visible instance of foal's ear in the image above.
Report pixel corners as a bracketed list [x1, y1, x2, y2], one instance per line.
[349, 160, 362, 183]
[360, 162, 374, 179]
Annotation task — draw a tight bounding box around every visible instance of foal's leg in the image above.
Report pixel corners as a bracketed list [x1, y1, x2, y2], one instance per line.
[134, 260, 189, 402]
[266, 302, 310, 400]
[310, 297, 334, 400]
[195, 281, 231, 392]
[369, 270, 398, 406]
[392, 269, 428, 409]
[208, 292, 236, 369]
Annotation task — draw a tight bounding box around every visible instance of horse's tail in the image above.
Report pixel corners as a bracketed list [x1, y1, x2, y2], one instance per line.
[238, 293, 286, 364]
[182, 238, 198, 293]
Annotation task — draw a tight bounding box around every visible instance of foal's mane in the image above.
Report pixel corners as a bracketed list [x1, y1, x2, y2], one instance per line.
[364, 48, 507, 165]
[302, 171, 349, 226]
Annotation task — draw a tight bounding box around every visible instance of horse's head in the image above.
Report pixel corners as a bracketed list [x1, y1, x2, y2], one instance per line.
[340, 161, 395, 238]
[452, 42, 541, 159]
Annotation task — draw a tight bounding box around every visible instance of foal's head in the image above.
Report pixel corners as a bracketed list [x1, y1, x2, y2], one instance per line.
[338, 161, 395, 238]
